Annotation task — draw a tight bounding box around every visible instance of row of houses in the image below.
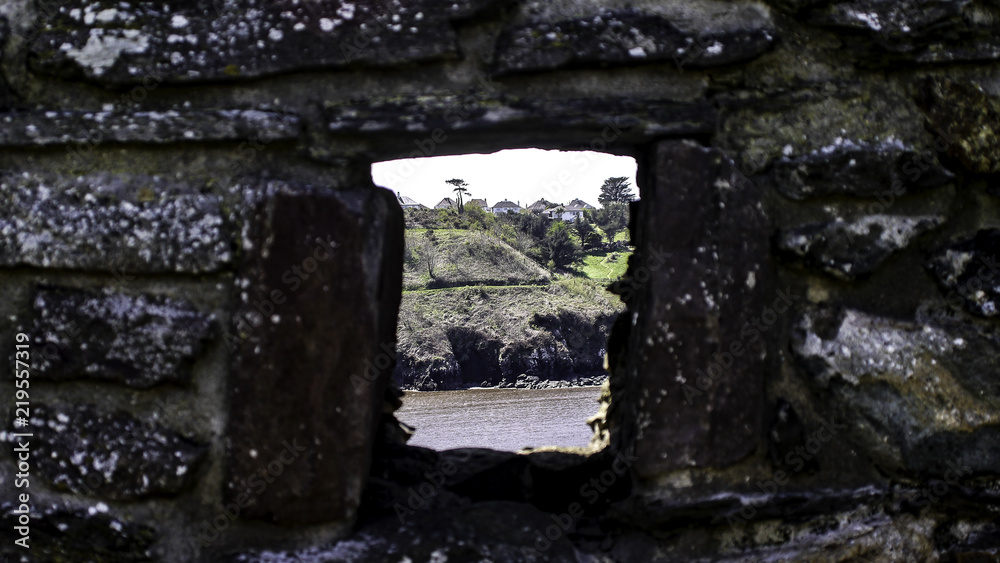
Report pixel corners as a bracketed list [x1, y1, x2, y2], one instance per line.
[397, 194, 597, 222]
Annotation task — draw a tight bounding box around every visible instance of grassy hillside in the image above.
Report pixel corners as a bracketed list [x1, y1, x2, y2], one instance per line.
[395, 278, 624, 389]
[579, 250, 629, 282]
[403, 228, 551, 290]
[396, 222, 629, 389]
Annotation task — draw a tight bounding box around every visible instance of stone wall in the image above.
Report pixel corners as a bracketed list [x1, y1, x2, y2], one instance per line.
[0, 0, 997, 561]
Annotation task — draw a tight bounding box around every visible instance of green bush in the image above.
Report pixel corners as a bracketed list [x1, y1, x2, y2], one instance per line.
[544, 221, 581, 269]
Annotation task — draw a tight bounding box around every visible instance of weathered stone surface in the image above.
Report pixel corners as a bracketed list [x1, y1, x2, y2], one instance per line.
[935, 520, 1000, 561]
[0, 172, 231, 273]
[926, 229, 1000, 317]
[29, 0, 505, 85]
[227, 182, 403, 525]
[326, 94, 716, 154]
[231, 501, 587, 563]
[926, 79, 1000, 174]
[10, 403, 207, 499]
[803, 0, 1000, 64]
[23, 286, 214, 388]
[494, 8, 775, 74]
[0, 109, 301, 147]
[767, 399, 820, 474]
[717, 89, 930, 171]
[0, 21, 12, 111]
[772, 140, 954, 200]
[775, 214, 943, 280]
[792, 307, 1000, 478]
[615, 501, 939, 562]
[0, 502, 157, 562]
[614, 140, 772, 477]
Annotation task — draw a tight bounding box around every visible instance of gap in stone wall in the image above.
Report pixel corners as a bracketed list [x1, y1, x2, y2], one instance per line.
[370, 150, 637, 452]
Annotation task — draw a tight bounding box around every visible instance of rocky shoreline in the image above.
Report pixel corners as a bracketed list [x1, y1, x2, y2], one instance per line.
[400, 373, 608, 391]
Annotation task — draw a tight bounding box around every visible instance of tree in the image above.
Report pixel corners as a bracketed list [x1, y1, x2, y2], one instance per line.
[574, 217, 598, 249]
[598, 176, 635, 206]
[543, 221, 580, 269]
[419, 230, 439, 278]
[592, 203, 629, 243]
[446, 179, 470, 213]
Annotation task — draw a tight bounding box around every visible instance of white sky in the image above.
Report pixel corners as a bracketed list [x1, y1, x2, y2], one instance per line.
[371, 149, 637, 209]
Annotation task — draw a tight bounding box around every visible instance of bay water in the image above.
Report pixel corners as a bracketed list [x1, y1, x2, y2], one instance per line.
[396, 386, 604, 451]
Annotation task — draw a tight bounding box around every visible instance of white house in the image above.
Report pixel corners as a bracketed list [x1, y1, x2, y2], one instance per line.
[491, 200, 521, 214]
[543, 199, 595, 222]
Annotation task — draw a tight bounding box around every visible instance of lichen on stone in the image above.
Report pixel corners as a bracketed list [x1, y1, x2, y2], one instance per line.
[0, 171, 232, 274]
[24, 285, 215, 388]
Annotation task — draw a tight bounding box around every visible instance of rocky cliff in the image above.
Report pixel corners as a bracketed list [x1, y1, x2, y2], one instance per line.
[395, 282, 620, 390]
[395, 227, 624, 390]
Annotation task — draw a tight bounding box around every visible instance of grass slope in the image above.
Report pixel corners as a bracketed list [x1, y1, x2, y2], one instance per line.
[404, 229, 551, 290]
[579, 250, 629, 282]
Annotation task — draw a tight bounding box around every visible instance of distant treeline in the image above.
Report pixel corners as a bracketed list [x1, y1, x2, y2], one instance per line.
[403, 203, 630, 270]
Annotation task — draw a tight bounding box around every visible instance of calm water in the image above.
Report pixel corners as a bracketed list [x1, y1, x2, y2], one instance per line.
[396, 386, 604, 451]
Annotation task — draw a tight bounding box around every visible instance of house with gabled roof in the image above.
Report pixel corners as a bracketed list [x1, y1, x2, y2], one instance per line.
[527, 199, 557, 213]
[467, 198, 488, 210]
[397, 194, 427, 209]
[490, 200, 521, 214]
[544, 200, 594, 222]
[434, 197, 457, 209]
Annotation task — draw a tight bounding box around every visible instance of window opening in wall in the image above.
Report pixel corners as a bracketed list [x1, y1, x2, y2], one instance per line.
[371, 149, 638, 452]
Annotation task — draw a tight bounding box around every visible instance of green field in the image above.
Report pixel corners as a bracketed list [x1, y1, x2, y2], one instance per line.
[579, 250, 630, 282]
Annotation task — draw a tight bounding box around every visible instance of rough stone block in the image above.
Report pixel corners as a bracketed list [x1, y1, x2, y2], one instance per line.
[618, 140, 772, 478]
[776, 214, 943, 280]
[10, 403, 207, 500]
[0, 502, 156, 562]
[0, 172, 231, 273]
[494, 6, 775, 74]
[23, 286, 214, 389]
[771, 140, 954, 200]
[717, 89, 930, 171]
[325, 95, 717, 150]
[792, 306, 1000, 478]
[926, 229, 1000, 317]
[226, 182, 403, 525]
[0, 109, 301, 147]
[926, 79, 1000, 174]
[804, 0, 1000, 64]
[29, 0, 506, 85]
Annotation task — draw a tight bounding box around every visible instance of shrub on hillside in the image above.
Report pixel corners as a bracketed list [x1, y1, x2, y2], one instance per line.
[544, 221, 581, 269]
